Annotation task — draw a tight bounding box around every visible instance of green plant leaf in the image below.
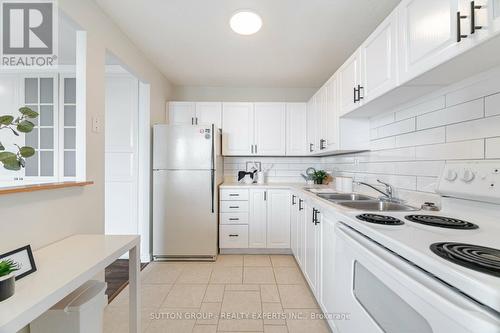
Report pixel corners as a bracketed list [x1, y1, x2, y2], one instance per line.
[0, 151, 16, 162]
[19, 107, 39, 118]
[19, 146, 35, 158]
[3, 159, 21, 171]
[0, 115, 14, 125]
[16, 120, 34, 133]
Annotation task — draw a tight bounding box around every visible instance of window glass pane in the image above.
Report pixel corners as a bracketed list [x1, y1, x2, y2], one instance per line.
[64, 151, 76, 177]
[64, 78, 76, 103]
[40, 78, 53, 103]
[25, 128, 39, 148]
[25, 78, 38, 103]
[26, 105, 38, 126]
[64, 128, 76, 149]
[40, 128, 54, 149]
[40, 105, 53, 126]
[40, 151, 54, 177]
[64, 105, 76, 126]
[25, 151, 38, 177]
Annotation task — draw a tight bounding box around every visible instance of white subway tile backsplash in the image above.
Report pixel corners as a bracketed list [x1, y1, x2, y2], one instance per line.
[417, 99, 484, 130]
[486, 137, 500, 158]
[395, 96, 445, 121]
[446, 115, 500, 142]
[395, 161, 445, 177]
[417, 177, 438, 193]
[445, 75, 500, 107]
[395, 127, 445, 148]
[370, 137, 396, 151]
[370, 112, 395, 129]
[377, 118, 415, 138]
[415, 140, 484, 160]
[485, 93, 500, 116]
[358, 147, 416, 162]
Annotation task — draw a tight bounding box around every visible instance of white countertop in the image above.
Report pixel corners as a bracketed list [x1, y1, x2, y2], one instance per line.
[0, 234, 140, 333]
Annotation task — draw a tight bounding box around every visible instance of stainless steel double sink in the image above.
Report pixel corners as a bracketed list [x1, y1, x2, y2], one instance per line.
[314, 192, 418, 212]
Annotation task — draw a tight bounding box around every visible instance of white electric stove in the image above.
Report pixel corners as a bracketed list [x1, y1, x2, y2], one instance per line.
[331, 162, 500, 333]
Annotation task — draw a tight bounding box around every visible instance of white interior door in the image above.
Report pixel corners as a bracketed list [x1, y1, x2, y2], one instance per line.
[105, 74, 139, 238]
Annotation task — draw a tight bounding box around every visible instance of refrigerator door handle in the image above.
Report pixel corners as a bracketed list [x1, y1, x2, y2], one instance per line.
[210, 123, 215, 213]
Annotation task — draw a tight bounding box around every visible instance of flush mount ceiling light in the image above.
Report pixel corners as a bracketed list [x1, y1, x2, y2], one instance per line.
[230, 11, 262, 35]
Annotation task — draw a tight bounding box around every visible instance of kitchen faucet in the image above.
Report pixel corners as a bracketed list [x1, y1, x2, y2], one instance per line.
[355, 179, 402, 203]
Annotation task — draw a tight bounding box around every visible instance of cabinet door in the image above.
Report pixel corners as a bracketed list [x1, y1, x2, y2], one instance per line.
[398, 0, 461, 83]
[490, 0, 500, 35]
[169, 102, 196, 125]
[249, 189, 267, 248]
[360, 9, 398, 102]
[304, 205, 318, 294]
[318, 86, 328, 151]
[325, 76, 338, 150]
[296, 199, 306, 269]
[306, 97, 316, 154]
[267, 190, 291, 248]
[320, 214, 337, 330]
[338, 51, 361, 116]
[222, 103, 254, 156]
[290, 195, 298, 256]
[286, 103, 307, 156]
[196, 102, 222, 128]
[254, 103, 286, 156]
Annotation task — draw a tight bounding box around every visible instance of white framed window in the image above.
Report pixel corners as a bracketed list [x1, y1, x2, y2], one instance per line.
[0, 72, 84, 187]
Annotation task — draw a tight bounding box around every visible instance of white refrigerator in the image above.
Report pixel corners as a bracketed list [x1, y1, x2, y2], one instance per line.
[152, 124, 223, 260]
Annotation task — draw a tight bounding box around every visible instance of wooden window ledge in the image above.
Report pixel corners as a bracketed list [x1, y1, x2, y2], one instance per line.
[0, 181, 94, 195]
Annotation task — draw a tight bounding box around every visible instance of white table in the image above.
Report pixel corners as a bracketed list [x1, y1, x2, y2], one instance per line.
[0, 235, 141, 333]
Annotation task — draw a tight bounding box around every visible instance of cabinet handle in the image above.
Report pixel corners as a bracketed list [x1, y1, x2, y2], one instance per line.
[309, 143, 314, 152]
[292, 195, 296, 205]
[191, 117, 194, 125]
[264, 191, 267, 201]
[229, 194, 239, 197]
[353, 87, 358, 103]
[229, 234, 239, 237]
[320, 139, 327, 150]
[314, 209, 321, 226]
[229, 206, 239, 209]
[229, 218, 240, 221]
[457, 12, 468, 42]
[357, 85, 364, 101]
[299, 199, 304, 211]
[471, 1, 482, 34]
[312, 208, 316, 224]
[255, 145, 258, 154]
[251, 145, 254, 154]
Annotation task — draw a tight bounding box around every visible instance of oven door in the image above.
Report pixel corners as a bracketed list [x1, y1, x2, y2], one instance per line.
[332, 223, 500, 333]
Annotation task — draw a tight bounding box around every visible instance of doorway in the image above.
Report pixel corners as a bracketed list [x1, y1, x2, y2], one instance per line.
[104, 52, 151, 263]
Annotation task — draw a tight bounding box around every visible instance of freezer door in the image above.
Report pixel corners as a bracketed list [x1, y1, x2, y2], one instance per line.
[153, 169, 218, 257]
[154, 125, 214, 170]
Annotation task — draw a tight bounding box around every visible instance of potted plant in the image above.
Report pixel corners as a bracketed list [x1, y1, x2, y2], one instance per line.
[0, 259, 19, 302]
[312, 170, 328, 185]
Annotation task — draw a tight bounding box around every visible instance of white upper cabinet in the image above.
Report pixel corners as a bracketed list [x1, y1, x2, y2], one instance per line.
[398, 0, 461, 83]
[489, 0, 500, 34]
[318, 86, 328, 151]
[222, 103, 254, 156]
[306, 94, 319, 154]
[168, 102, 196, 125]
[254, 103, 286, 156]
[286, 103, 307, 156]
[196, 102, 222, 128]
[266, 190, 291, 248]
[360, 9, 399, 102]
[249, 189, 267, 248]
[324, 76, 339, 151]
[338, 51, 361, 116]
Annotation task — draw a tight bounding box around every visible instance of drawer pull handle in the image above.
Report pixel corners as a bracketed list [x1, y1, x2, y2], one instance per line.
[229, 194, 239, 196]
[229, 234, 239, 237]
[229, 206, 239, 209]
[229, 218, 240, 221]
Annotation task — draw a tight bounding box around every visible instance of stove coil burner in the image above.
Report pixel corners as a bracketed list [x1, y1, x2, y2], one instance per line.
[405, 215, 479, 230]
[431, 242, 500, 277]
[356, 214, 404, 226]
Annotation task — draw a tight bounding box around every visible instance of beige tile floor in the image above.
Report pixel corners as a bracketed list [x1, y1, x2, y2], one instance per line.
[104, 255, 331, 333]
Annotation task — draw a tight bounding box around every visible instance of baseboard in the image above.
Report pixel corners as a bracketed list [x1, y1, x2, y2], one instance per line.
[219, 248, 292, 255]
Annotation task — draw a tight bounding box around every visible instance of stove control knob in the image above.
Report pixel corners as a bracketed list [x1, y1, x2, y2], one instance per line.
[445, 169, 458, 182]
[461, 169, 475, 183]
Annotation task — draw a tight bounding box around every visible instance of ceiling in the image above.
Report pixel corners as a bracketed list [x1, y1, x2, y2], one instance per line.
[95, 0, 400, 88]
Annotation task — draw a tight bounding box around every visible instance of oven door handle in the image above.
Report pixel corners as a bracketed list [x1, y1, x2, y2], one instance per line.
[335, 222, 500, 331]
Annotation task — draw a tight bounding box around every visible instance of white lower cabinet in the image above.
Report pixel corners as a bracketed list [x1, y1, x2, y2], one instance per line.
[290, 194, 299, 255]
[304, 204, 321, 296]
[249, 189, 268, 248]
[220, 225, 248, 248]
[296, 198, 306, 270]
[267, 190, 291, 248]
[319, 212, 338, 331]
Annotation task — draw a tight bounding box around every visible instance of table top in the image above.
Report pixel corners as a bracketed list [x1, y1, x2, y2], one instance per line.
[0, 234, 140, 333]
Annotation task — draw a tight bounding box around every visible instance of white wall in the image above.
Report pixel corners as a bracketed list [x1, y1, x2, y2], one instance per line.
[0, 0, 172, 256]
[323, 67, 500, 205]
[172, 85, 316, 102]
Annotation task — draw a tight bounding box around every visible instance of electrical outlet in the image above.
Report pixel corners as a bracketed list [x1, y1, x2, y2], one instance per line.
[92, 116, 101, 133]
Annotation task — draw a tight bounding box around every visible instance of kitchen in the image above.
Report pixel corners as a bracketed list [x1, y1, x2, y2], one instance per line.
[0, 1, 500, 333]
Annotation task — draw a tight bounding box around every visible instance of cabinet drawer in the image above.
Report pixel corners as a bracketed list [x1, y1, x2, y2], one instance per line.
[220, 225, 248, 248]
[220, 201, 249, 213]
[220, 189, 249, 201]
[220, 212, 248, 225]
